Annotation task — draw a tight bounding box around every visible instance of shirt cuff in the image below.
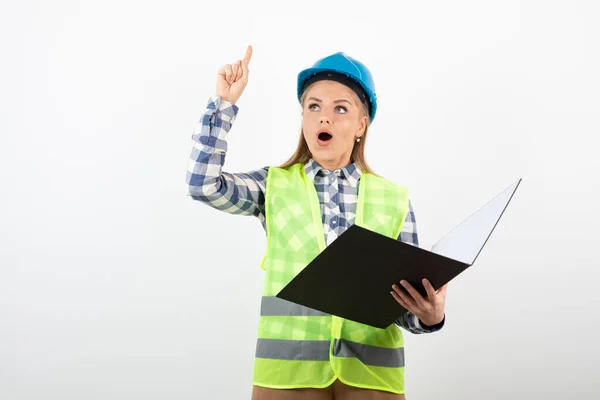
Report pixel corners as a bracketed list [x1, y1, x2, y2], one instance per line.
[192, 96, 239, 148]
[208, 95, 239, 123]
[415, 315, 446, 332]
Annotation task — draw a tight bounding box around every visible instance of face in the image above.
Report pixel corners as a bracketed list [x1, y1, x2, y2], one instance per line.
[301, 80, 368, 171]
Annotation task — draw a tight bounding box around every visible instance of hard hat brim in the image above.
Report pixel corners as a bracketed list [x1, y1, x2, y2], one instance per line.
[297, 67, 377, 123]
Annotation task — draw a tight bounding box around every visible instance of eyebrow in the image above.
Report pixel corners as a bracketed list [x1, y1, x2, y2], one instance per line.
[307, 97, 352, 105]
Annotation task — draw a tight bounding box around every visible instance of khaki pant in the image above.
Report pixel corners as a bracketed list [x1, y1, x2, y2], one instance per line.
[251, 379, 407, 400]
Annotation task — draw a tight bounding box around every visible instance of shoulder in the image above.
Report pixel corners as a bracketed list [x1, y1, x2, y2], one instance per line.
[363, 172, 409, 192]
[266, 163, 304, 179]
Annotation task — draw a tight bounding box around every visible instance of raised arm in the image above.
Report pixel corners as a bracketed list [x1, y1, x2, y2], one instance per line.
[185, 46, 269, 223]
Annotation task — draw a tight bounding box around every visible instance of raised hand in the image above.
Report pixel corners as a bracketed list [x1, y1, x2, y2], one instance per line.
[216, 45, 253, 105]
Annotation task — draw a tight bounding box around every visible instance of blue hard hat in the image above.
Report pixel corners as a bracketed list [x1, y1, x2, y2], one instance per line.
[297, 52, 377, 122]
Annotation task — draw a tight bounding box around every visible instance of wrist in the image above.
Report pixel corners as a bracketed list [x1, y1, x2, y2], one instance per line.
[420, 314, 445, 328]
[217, 95, 237, 105]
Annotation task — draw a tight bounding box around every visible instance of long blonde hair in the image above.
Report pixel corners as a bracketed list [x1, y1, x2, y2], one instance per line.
[279, 82, 376, 175]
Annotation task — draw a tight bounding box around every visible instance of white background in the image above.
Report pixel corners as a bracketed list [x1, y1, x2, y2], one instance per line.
[1, 0, 599, 399]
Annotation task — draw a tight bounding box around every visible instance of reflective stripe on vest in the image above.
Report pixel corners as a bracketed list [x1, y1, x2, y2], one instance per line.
[333, 339, 405, 368]
[260, 296, 329, 317]
[256, 339, 331, 361]
[255, 338, 404, 368]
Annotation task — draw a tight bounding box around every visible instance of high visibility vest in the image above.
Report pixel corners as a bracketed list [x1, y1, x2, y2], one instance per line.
[253, 163, 410, 394]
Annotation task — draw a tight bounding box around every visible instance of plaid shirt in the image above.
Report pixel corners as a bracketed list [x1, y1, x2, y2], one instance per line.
[186, 95, 444, 334]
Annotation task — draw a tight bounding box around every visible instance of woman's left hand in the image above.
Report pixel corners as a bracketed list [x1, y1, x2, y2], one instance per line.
[391, 279, 448, 327]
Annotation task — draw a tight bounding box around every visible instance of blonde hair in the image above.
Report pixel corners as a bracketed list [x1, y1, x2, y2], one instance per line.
[279, 82, 376, 175]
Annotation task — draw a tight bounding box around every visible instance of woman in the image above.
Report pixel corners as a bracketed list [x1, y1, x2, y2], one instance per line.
[186, 45, 448, 400]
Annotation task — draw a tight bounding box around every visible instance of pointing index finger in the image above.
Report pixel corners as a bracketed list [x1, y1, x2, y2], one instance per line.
[242, 45, 253, 67]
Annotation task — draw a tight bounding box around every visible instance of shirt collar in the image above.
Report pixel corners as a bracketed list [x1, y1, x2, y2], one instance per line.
[304, 158, 362, 186]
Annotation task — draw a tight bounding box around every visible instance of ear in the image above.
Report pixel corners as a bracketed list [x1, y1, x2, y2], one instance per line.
[356, 115, 368, 137]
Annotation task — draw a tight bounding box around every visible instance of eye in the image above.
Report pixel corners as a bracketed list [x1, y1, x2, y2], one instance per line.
[308, 103, 320, 111]
[335, 106, 348, 114]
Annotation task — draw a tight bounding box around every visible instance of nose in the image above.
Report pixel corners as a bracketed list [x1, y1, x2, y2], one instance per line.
[320, 115, 330, 124]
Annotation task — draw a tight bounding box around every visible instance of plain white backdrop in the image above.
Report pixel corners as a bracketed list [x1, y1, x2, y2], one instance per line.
[1, 0, 599, 399]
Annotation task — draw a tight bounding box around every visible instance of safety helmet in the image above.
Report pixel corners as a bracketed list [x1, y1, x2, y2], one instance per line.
[297, 52, 377, 123]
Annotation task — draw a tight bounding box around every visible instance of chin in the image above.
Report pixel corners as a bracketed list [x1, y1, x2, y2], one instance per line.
[310, 147, 336, 159]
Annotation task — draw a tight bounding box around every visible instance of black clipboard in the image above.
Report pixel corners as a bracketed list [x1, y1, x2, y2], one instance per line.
[276, 179, 521, 329]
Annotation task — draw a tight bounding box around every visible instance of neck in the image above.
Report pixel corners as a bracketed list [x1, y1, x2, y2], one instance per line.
[313, 154, 352, 171]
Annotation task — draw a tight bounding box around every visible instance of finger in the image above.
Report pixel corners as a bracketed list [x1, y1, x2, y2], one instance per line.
[390, 290, 413, 311]
[438, 283, 449, 296]
[400, 280, 426, 306]
[241, 46, 252, 79]
[242, 45, 253, 67]
[224, 64, 233, 84]
[231, 63, 240, 82]
[423, 279, 437, 299]
[392, 284, 415, 309]
[235, 60, 243, 81]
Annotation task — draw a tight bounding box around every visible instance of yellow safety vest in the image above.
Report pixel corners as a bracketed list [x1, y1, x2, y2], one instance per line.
[253, 162, 409, 394]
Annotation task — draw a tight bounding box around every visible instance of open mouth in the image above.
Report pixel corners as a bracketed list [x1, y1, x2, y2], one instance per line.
[318, 132, 333, 141]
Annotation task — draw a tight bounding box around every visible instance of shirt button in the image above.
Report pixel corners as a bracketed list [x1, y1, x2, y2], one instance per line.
[331, 218, 337, 225]
[200, 136, 209, 144]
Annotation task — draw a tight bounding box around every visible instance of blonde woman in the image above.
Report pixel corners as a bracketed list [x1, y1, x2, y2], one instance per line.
[186, 45, 448, 400]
